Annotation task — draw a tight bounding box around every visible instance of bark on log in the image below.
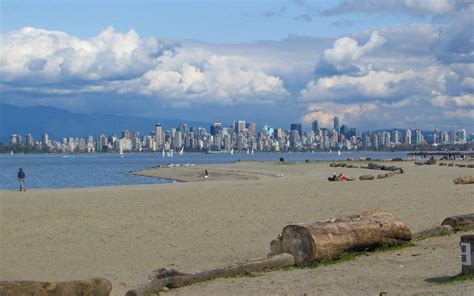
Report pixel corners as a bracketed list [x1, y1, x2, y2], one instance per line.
[277, 209, 412, 264]
[126, 253, 295, 296]
[0, 278, 112, 296]
[441, 213, 474, 231]
[453, 176, 474, 184]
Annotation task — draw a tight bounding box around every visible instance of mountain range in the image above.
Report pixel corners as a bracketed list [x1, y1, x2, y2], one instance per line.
[0, 103, 210, 143]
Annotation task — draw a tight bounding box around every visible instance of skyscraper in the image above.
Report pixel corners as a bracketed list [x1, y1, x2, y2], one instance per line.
[290, 123, 302, 137]
[210, 122, 222, 136]
[405, 129, 412, 144]
[311, 120, 319, 133]
[41, 132, 49, 148]
[333, 116, 340, 133]
[234, 120, 246, 133]
[155, 123, 164, 147]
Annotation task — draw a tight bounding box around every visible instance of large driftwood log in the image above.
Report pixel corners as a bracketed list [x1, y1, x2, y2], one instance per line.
[441, 213, 474, 231]
[453, 176, 474, 184]
[126, 253, 295, 296]
[0, 278, 112, 296]
[413, 225, 454, 240]
[271, 210, 411, 264]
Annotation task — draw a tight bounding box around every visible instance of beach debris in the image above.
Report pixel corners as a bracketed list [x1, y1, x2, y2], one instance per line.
[361, 163, 404, 174]
[441, 213, 474, 231]
[453, 176, 474, 185]
[0, 278, 112, 296]
[413, 225, 454, 240]
[377, 172, 395, 179]
[126, 253, 295, 296]
[268, 209, 412, 264]
[359, 174, 375, 180]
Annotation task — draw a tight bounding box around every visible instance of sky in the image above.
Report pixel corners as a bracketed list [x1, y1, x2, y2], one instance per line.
[0, 0, 473, 131]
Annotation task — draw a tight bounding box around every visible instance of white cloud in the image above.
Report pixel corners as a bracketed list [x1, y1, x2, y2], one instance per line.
[0, 27, 289, 106]
[315, 31, 385, 75]
[0, 26, 164, 83]
[301, 102, 378, 126]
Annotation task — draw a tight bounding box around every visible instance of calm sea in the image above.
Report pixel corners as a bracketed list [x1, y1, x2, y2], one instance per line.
[0, 151, 409, 189]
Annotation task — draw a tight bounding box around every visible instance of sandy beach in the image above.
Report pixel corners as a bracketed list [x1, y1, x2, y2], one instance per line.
[1, 160, 473, 295]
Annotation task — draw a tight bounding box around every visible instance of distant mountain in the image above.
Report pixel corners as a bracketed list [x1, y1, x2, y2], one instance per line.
[0, 103, 210, 143]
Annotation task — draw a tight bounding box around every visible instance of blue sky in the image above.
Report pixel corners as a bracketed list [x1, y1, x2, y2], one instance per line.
[1, 0, 473, 130]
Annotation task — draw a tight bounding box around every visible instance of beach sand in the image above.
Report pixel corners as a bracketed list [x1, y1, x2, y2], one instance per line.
[1, 160, 473, 295]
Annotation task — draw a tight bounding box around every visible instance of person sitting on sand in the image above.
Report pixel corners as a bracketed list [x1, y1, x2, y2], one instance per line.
[328, 173, 338, 181]
[204, 169, 209, 180]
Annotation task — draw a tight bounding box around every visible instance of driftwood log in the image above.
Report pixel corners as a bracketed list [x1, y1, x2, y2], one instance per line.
[270, 210, 412, 264]
[413, 225, 454, 240]
[359, 174, 375, 180]
[441, 214, 474, 231]
[453, 176, 474, 185]
[0, 278, 112, 296]
[126, 253, 295, 296]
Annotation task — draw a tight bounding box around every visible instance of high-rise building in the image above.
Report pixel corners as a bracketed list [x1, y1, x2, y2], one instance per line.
[121, 130, 131, 140]
[41, 133, 49, 148]
[9, 134, 18, 146]
[155, 123, 164, 147]
[311, 120, 319, 133]
[234, 120, 246, 133]
[246, 122, 257, 136]
[333, 116, 340, 133]
[405, 129, 412, 144]
[290, 123, 302, 137]
[414, 129, 424, 145]
[210, 122, 222, 136]
[340, 124, 349, 138]
[25, 133, 34, 146]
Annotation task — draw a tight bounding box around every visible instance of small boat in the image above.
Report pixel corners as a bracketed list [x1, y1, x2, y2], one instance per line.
[119, 144, 124, 158]
[246, 149, 249, 155]
[162, 149, 165, 157]
[10, 150, 14, 156]
[251, 148, 254, 155]
[338, 150, 341, 156]
[179, 147, 184, 156]
[230, 148, 234, 155]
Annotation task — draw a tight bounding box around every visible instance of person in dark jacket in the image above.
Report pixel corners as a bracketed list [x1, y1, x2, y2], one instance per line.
[17, 168, 26, 191]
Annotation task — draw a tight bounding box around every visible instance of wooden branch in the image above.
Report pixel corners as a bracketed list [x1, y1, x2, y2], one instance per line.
[126, 253, 295, 296]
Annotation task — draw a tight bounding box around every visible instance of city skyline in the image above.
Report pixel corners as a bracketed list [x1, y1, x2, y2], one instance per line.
[6, 116, 473, 154]
[1, 0, 473, 130]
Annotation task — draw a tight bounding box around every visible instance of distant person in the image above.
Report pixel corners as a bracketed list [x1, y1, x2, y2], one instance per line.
[17, 168, 26, 191]
[339, 173, 347, 181]
[204, 169, 209, 180]
[328, 173, 338, 181]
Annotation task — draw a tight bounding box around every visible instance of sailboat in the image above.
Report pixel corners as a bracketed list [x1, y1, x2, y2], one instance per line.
[10, 150, 14, 156]
[162, 149, 165, 157]
[246, 149, 249, 155]
[338, 150, 341, 156]
[230, 148, 234, 155]
[179, 147, 184, 156]
[170, 150, 174, 157]
[251, 148, 254, 155]
[119, 144, 124, 158]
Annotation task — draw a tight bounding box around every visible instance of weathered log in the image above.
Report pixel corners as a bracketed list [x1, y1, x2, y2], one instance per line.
[468, 164, 474, 168]
[453, 176, 474, 184]
[275, 210, 412, 264]
[359, 174, 375, 180]
[126, 253, 295, 296]
[0, 278, 112, 296]
[413, 225, 454, 240]
[448, 163, 454, 167]
[441, 213, 474, 231]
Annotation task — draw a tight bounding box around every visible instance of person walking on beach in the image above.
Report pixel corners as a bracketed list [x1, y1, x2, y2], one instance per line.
[204, 169, 209, 180]
[17, 168, 26, 191]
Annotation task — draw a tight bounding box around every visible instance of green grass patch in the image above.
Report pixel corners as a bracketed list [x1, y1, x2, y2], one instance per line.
[438, 274, 474, 285]
[372, 242, 417, 252]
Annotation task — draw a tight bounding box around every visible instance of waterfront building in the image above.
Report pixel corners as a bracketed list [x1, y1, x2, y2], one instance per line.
[290, 123, 302, 138]
[334, 116, 340, 133]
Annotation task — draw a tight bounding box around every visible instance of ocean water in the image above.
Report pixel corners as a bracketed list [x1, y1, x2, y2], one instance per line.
[0, 151, 409, 189]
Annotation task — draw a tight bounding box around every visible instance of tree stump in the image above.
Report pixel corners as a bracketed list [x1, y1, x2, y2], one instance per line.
[271, 209, 412, 264]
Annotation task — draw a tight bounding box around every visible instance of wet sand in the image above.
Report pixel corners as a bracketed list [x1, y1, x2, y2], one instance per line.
[1, 160, 473, 295]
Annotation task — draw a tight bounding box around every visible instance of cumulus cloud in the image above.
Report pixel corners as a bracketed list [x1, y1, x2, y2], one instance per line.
[315, 31, 385, 76]
[0, 27, 289, 107]
[0, 26, 168, 84]
[301, 102, 378, 126]
[131, 49, 289, 106]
